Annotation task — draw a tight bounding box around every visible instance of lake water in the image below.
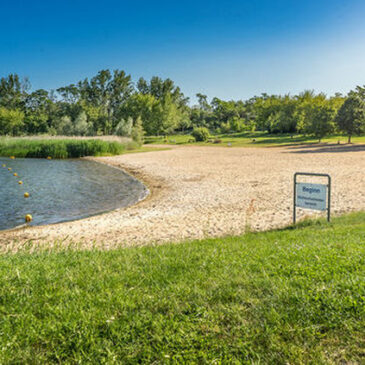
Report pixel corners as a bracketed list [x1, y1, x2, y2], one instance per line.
[0, 158, 148, 231]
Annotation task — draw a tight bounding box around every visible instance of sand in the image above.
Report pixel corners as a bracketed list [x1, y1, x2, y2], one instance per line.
[1, 144, 364, 251]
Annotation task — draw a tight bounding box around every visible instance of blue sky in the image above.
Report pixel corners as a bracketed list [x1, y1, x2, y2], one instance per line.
[1, 0, 365, 102]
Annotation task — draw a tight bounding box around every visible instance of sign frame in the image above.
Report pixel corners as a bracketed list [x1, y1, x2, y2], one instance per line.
[293, 172, 331, 224]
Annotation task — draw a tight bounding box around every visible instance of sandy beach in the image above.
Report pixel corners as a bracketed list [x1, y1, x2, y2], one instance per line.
[1, 144, 364, 251]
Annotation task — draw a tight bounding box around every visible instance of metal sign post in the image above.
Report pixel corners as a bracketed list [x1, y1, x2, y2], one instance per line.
[293, 172, 331, 224]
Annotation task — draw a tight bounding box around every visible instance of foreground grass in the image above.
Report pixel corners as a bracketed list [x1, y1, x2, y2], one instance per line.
[145, 132, 365, 147]
[0, 213, 364, 363]
[0, 137, 139, 158]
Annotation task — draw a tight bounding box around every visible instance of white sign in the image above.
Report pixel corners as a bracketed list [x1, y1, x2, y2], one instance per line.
[296, 183, 327, 211]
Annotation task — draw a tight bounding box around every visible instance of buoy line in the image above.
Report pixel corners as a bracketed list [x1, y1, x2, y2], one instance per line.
[1, 156, 34, 223]
[2, 154, 55, 224]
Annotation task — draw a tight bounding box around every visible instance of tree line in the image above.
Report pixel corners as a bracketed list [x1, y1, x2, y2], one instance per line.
[1, 70, 365, 142]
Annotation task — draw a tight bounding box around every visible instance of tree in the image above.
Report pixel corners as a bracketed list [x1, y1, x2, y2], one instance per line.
[114, 117, 133, 137]
[196, 93, 211, 111]
[0, 107, 24, 135]
[73, 111, 89, 136]
[55, 115, 73, 136]
[335, 94, 365, 143]
[131, 116, 145, 146]
[24, 112, 49, 134]
[72, 69, 133, 134]
[121, 93, 160, 135]
[308, 105, 335, 142]
[0, 74, 29, 109]
[156, 94, 180, 136]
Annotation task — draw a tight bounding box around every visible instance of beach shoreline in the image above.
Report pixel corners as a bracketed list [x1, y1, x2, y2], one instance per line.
[0, 145, 364, 252]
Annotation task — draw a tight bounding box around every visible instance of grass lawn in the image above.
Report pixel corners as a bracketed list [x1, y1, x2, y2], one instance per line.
[145, 132, 365, 148]
[0, 213, 364, 363]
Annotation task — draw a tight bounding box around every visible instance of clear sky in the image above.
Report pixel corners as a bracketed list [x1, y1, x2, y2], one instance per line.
[1, 0, 365, 102]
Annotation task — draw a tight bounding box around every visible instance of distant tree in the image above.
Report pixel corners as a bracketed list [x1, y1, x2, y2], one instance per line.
[335, 94, 365, 143]
[24, 112, 48, 134]
[56, 115, 73, 136]
[0, 74, 29, 109]
[136, 78, 149, 95]
[196, 93, 211, 111]
[73, 111, 89, 136]
[177, 112, 192, 132]
[157, 94, 180, 136]
[131, 116, 145, 146]
[0, 107, 24, 135]
[56, 84, 80, 104]
[114, 117, 133, 137]
[121, 93, 159, 135]
[308, 105, 335, 142]
[75, 69, 133, 134]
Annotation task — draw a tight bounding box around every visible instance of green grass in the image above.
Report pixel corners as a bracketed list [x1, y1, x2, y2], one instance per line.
[0, 213, 364, 363]
[145, 132, 365, 148]
[0, 137, 140, 158]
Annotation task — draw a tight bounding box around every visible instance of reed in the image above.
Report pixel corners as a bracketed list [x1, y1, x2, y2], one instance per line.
[0, 137, 138, 158]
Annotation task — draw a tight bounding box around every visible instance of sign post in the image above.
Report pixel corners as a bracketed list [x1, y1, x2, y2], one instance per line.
[293, 172, 331, 224]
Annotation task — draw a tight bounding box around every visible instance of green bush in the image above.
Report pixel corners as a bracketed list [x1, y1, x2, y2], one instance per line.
[191, 127, 210, 142]
[131, 117, 145, 147]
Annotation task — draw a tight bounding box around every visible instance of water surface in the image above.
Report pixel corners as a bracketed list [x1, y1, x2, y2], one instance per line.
[0, 158, 147, 231]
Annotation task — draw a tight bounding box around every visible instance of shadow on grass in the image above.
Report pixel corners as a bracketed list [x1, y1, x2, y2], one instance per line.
[283, 143, 365, 153]
[253, 136, 312, 145]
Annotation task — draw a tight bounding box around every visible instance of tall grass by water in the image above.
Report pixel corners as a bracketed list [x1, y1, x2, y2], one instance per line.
[0, 212, 364, 363]
[0, 137, 138, 158]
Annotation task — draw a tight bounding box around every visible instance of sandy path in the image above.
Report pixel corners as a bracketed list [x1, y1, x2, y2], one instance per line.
[1, 144, 364, 251]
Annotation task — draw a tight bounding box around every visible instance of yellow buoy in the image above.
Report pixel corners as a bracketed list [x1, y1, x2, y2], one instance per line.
[47, 156, 52, 160]
[25, 214, 32, 223]
[18, 180, 23, 185]
[8, 167, 12, 171]
[10, 156, 15, 159]
[13, 172, 18, 177]
[2, 164, 5, 168]
[24, 192, 30, 198]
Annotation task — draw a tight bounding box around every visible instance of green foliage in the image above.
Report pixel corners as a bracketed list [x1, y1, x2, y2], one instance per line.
[73, 111, 90, 136]
[0, 138, 134, 158]
[121, 93, 159, 135]
[335, 94, 365, 143]
[114, 117, 133, 137]
[1, 70, 364, 143]
[156, 93, 181, 136]
[131, 116, 145, 146]
[24, 112, 49, 134]
[191, 127, 210, 141]
[0, 74, 29, 109]
[308, 104, 336, 142]
[55, 115, 73, 136]
[0, 107, 24, 135]
[0, 212, 364, 363]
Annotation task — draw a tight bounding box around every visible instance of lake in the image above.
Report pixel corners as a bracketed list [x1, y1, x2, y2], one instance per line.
[0, 158, 148, 231]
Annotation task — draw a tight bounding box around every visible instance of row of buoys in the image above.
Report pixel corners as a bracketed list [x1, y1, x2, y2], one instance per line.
[2, 156, 32, 223]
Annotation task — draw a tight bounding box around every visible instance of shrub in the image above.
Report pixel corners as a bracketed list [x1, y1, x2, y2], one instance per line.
[73, 112, 90, 136]
[131, 117, 145, 147]
[114, 117, 133, 137]
[191, 127, 210, 142]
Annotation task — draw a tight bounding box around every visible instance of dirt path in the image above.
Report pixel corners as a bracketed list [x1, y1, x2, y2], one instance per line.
[1, 145, 364, 251]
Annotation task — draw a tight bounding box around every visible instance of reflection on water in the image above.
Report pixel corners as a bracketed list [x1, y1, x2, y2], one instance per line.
[0, 158, 148, 230]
